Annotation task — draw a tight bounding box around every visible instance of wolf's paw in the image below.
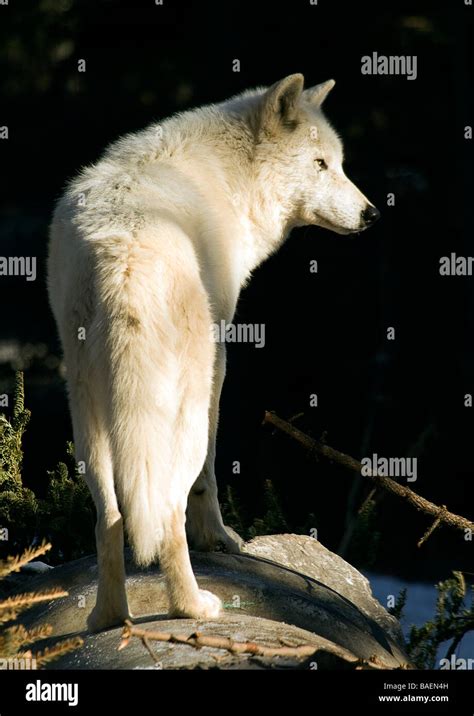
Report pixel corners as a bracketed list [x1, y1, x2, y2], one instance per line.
[188, 524, 244, 555]
[194, 589, 222, 619]
[216, 525, 244, 554]
[87, 605, 132, 633]
[170, 589, 222, 620]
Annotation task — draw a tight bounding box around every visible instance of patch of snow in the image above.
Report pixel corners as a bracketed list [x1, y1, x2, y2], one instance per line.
[367, 573, 474, 666]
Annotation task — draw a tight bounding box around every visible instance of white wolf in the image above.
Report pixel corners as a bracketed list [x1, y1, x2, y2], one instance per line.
[48, 74, 380, 630]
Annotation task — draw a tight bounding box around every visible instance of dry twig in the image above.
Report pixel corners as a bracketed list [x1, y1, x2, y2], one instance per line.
[119, 620, 404, 669]
[263, 411, 474, 545]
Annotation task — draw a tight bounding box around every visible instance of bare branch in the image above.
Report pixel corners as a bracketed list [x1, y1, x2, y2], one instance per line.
[263, 411, 474, 543]
[119, 620, 407, 669]
[417, 506, 447, 547]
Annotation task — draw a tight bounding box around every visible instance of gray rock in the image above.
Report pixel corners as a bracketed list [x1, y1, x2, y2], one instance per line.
[20, 534, 409, 670]
[50, 615, 368, 671]
[21, 561, 54, 574]
[0, 560, 54, 596]
[243, 534, 405, 647]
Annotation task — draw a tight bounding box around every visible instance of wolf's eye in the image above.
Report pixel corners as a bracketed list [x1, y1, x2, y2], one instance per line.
[315, 158, 327, 170]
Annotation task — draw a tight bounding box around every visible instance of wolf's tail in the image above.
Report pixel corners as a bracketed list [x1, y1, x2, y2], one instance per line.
[97, 233, 213, 565]
[105, 298, 176, 564]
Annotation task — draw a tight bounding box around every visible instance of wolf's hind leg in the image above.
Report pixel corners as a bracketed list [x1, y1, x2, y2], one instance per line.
[160, 503, 221, 619]
[186, 343, 244, 554]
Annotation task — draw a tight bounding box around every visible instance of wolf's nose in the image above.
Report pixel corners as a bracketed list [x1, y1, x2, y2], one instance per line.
[361, 205, 381, 226]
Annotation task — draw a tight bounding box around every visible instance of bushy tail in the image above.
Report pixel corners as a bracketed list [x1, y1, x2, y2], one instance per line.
[98, 248, 181, 565]
[108, 359, 174, 566]
[94, 229, 213, 565]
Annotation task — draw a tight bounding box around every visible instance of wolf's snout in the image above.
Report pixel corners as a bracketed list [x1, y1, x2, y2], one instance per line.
[360, 205, 381, 227]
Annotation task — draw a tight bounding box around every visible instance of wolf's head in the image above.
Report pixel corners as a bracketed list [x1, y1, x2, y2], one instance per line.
[252, 74, 380, 235]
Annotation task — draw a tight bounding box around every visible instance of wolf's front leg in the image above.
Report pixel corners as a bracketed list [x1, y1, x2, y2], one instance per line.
[88, 510, 131, 632]
[186, 343, 243, 553]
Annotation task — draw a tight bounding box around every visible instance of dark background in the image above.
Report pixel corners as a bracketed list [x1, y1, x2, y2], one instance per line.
[0, 0, 473, 581]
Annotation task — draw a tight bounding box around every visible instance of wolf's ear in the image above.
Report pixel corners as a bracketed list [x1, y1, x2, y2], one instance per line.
[261, 74, 304, 130]
[303, 79, 335, 107]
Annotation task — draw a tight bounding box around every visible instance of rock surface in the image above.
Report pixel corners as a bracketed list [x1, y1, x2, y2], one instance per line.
[243, 534, 404, 646]
[19, 534, 409, 669]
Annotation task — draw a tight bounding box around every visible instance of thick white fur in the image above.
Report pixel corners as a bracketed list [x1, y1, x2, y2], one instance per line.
[48, 74, 376, 630]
